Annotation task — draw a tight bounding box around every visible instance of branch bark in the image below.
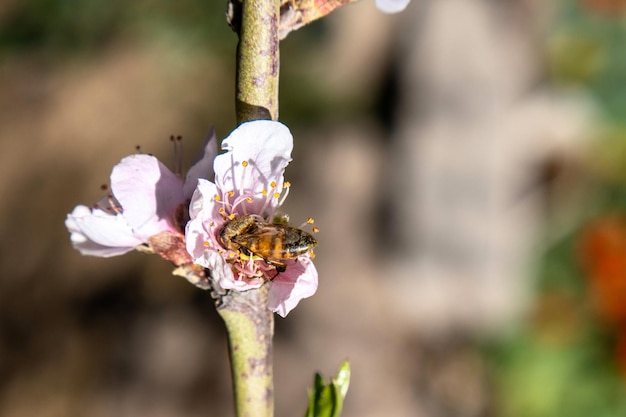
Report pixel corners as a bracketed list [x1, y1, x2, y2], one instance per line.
[235, 0, 280, 123]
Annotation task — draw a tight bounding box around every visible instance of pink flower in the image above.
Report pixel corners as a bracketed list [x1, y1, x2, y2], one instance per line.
[376, 0, 410, 13]
[185, 120, 318, 317]
[66, 132, 217, 266]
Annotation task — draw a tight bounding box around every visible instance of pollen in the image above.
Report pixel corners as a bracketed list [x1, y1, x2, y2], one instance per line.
[273, 192, 281, 199]
[242, 160, 249, 167]
[214, 194, 221, 201]
[261, 189, 268, 196]
[203, 240, 210, 247]
[270, 180, 277, 188]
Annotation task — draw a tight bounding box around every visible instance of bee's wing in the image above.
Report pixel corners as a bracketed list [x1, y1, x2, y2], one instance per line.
[231, 224, 279, 244]
[256, 224, 304, 245]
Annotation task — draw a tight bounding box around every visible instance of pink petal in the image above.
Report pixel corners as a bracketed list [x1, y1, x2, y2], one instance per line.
[65, 205, 142, 257]
[214, 120, 293, 215]
[376, 0, 410, 13]
[220, 273, 264, 291]
[183, 128, 218, 199]
[268, 257, 318, 317]
[111, 154, 183, 239]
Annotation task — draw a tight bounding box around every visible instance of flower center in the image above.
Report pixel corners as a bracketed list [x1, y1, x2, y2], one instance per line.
[213, 159, 291, 220]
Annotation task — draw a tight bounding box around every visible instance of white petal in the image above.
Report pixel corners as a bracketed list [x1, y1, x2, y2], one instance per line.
[188, 179, 220, 221]
[111, 154, 183, 239]
[196, 247, 238, 288]
[65, 205, 142, 257]
[376, 0, 410, 13]
[268, 257, 318, 317]
[184, 128, 218, 199]
[185, 216, 212, 261]
[214, 120, 293, 215]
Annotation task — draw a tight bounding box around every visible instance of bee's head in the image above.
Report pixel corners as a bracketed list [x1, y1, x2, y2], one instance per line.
[301, 232, 318, 249]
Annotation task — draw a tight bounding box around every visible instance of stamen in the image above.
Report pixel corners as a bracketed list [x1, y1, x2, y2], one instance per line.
[310, 252, 316, 259]
[261, 189, 268, 196]
[306, 217, 314, 224]
[214, 194, 221, 202]
[270, 180, 277, 188]
[283, 181, 291, 188]
[169, 134, 185, 178]
[277, 186, 290, 206]
[203, 240, 210, 247]
[95, 190, 123, 214]
[227, 191, 235, 197]
[229, 191, 256, 214]
[236, 160, 251, 198]
[312, 226, 319, 233]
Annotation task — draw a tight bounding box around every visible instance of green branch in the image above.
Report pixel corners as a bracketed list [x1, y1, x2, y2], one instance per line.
[222, 1, 280, 416]
[218, 285, 275, 417]
[235, 0, 280, 123]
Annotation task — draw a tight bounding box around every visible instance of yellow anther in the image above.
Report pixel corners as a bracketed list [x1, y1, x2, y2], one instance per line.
[312, 226, 319, 233]
[283, 181, 291, 188]
[307, 217, 315, 224]
[310, 251, 316, 259]
[246, 197, 253, 203]
[218, 207, 226, 214]
[261, 189, 268, 196]
[270, 180, 277, 188]
[227, 190, 235, 197]
[203, 240, 210, 247]
[242, 160, 249, 167]
[273, 192, 280, 199]
[228, 213, 236, 220]
[214, 194, 221, 201]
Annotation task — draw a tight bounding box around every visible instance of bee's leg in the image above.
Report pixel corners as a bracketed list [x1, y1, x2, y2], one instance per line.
[265, 259, 286, 273]
[267, 269, 280, 280]
[239, 246, 252, 257]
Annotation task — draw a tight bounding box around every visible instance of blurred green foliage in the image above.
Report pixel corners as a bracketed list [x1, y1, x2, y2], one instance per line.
[0, 0, 372, 127]
[548, 0, 626, 121]
[489, 2, 626, 416]
[0, 0, 231, 55]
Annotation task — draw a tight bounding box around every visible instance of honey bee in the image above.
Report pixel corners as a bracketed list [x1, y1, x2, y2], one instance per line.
[219, 214, 317, 273]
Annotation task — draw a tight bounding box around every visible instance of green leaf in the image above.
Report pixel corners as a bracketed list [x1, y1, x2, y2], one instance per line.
[305, 361, 351, 417]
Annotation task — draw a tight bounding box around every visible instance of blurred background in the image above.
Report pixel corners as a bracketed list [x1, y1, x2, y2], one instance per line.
[2, 0, 626, 416]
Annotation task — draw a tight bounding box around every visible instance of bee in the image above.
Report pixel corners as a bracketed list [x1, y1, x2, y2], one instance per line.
[219, 214, 317, 273]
